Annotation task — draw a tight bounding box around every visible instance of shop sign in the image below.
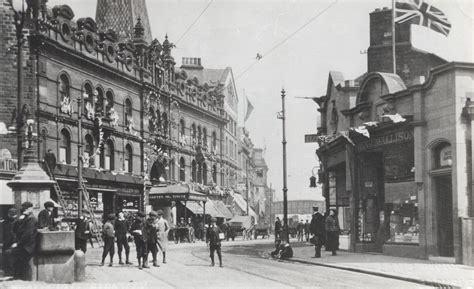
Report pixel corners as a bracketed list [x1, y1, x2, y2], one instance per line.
[0, 158, 18, 172]
[364, 181, 373, 188]
[150, 193, 189, 200]
[439, 146, 452, 167]
[304, 134, 319, 143]
[358, 130, 413, 151]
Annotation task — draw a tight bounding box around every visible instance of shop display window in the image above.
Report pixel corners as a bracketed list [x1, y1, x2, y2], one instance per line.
[384, 183, 419, 244]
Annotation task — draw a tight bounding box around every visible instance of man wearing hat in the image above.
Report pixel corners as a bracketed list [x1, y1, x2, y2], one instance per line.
[309, 206, 325, 258]
[206, 217, 223, 267]
[155, 210, 170, 264]
[100, 213, 116, 266]
[130, 211, 147, 269]
[144, 211, 159, 267]
[10, 202, 37, 280]
[38, 201, 55, 230]
[1, 208, 18, 275]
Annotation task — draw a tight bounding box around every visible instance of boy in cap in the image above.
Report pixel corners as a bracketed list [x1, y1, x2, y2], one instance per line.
[130, 211, 147, 269]
[206, 217, 223, 267]
[144, 211, 159, 267]
[100, 213, 116, 266]
[38, 201, 55, 230]
[11, 202, 37, 280]
[1, 208, 18, 275]
[115, 212, 132, 265]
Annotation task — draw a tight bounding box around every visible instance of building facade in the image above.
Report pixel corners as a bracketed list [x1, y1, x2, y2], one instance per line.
[315, 8, 474, 265]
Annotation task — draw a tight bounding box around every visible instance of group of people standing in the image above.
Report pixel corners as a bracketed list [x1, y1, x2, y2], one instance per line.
[101, 210, 170, 269]
[309, 207, 340, 258]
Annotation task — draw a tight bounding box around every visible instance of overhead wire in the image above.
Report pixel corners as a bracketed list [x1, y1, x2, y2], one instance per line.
[235, 0, 338, 81]
[176, 0, 214, 45]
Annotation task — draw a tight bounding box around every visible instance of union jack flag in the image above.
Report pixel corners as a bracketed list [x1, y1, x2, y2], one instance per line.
[395, 0, 451, 36]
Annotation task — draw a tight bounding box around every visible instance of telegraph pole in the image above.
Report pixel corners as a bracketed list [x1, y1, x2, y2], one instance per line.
[278, 88, 289, 243]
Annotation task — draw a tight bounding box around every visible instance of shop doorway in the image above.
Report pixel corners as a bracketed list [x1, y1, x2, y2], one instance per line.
[435, 176, 453, 257]
[102, 192, 114, 222]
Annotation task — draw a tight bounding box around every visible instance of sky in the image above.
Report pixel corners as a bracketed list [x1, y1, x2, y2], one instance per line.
[49, 0, 473, 201]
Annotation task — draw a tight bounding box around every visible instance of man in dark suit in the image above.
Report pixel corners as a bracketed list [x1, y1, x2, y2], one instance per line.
[44, 149, 56, 174]
[11, 202, 38, 280]
[38, 201, 55, 230]
[309, 206, 325, 258]
[1, 208, 18, 275]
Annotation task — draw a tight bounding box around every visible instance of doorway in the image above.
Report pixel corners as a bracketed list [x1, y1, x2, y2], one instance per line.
[435, 176, 453, 257]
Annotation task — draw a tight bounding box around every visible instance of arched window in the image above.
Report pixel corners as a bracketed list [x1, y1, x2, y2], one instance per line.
[192, 123, 197, 142]
[433, 142, 452, 169]
[156, 108, 162, 132]
[202, 162, 207, 185]
[95, 87, 104, 115]
[59, 74, 70, 102]
[191, 160, 197, 182]
[125, 99, 132, 130]
[162, 112, 168, 136]
[180, 119, 185, 136]
[197, 162, 202, 184]
[125, 144, 133, 173]
[59, 128, 71, 164]
[179, 157, 185, 181]
[203, 127, 207, 147]
[102, 139, 114, 170]
[198, 126, 202, 144]
[105, 90, 114, 117]
[84, 134, 95, 168]
[83, 83, 93, 116]
[212, 165, 217, 184]
[148, 106, 156, 133]
[212, 131, 217, 152]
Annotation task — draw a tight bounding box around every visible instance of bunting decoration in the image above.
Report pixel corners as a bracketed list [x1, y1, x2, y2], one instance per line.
[352, 126, 370, 138]
[382, 113, 407, 123]
[340, 131, 355, 146]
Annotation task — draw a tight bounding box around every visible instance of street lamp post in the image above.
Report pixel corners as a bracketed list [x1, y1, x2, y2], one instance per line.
[10, 0, 27, 169]
[278, 88, 289, 243]
[245, 158, 249, 216]
[78, 93, 83, 219]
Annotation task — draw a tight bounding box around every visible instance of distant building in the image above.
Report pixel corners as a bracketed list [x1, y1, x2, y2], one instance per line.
[273, 200, 325, 226]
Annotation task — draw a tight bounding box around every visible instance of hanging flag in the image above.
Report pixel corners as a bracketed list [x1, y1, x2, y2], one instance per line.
[395, 0, 451, 36]
[244, 96, 254, 122]
[382, 113, 407, 123]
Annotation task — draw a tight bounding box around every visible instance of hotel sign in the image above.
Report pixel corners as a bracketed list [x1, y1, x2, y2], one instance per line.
[0, 158, 18, 172]
[358, 130, 413, 151]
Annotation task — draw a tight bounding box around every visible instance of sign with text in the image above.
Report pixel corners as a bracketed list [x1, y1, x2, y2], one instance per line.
[304, 134, 319, 143]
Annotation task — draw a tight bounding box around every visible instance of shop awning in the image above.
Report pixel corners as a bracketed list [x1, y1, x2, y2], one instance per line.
[149, 184, 207, 202]
[181, 201, 204, 215]
[213, 200, 233, 219]
[233, 193, 248, 213]
[205, 200, 227, 218]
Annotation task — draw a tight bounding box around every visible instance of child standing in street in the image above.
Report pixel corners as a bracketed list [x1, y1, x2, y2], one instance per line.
[100, 213, 115, 266]
[206, 217, 223, 268]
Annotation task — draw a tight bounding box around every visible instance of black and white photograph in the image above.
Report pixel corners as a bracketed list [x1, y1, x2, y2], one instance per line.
[0, 0, 473, 288]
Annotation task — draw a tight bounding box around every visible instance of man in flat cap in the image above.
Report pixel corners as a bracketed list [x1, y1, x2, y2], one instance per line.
[38, 201, 55, 230]
[144, 211, 159, 267]
[206, 217, 223, 267]
[1, 208, 18, 275]
[100, 213, 116, 266]
[309, 206, 325, 258]
[155, 210, 170, 264]
[130, 212, 147, 269]
[115, 212, 132, 265]
[11, 202, 37, 280]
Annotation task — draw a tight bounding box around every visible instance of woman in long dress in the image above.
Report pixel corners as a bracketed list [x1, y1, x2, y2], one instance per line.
[155, 210, 170, 264]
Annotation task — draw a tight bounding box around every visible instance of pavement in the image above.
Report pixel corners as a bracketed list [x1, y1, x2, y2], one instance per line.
[287, 242, 474, 289]
[1, 238, 473, 288]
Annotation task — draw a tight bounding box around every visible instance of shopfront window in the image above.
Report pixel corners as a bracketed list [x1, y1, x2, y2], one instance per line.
[384, 182, 419, 244]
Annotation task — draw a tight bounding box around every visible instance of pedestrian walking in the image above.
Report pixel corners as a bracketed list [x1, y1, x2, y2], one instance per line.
[309, 207, 325, 258]
[155, 210, 170, 264]
[1, 208, 18, 276]
[130, 211, 147, 269]
[100, 213, 115, 266]
[297, 220, 304, 242]
[115, 212, 132, 265]
[325, 209, 340, 256]
[38, 201, 55, 230]
[274, 217, 282, 240]
[144, 211, 159, 267]
[206, 217, 223, 267]
[304, 220, 310, 242]
[187, 217, 195, 243]
[197, 220, 205, 241]
[11, 202, 38, 280]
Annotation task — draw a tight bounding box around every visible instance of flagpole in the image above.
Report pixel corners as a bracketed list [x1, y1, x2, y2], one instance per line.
[392, 0, 396, 74]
